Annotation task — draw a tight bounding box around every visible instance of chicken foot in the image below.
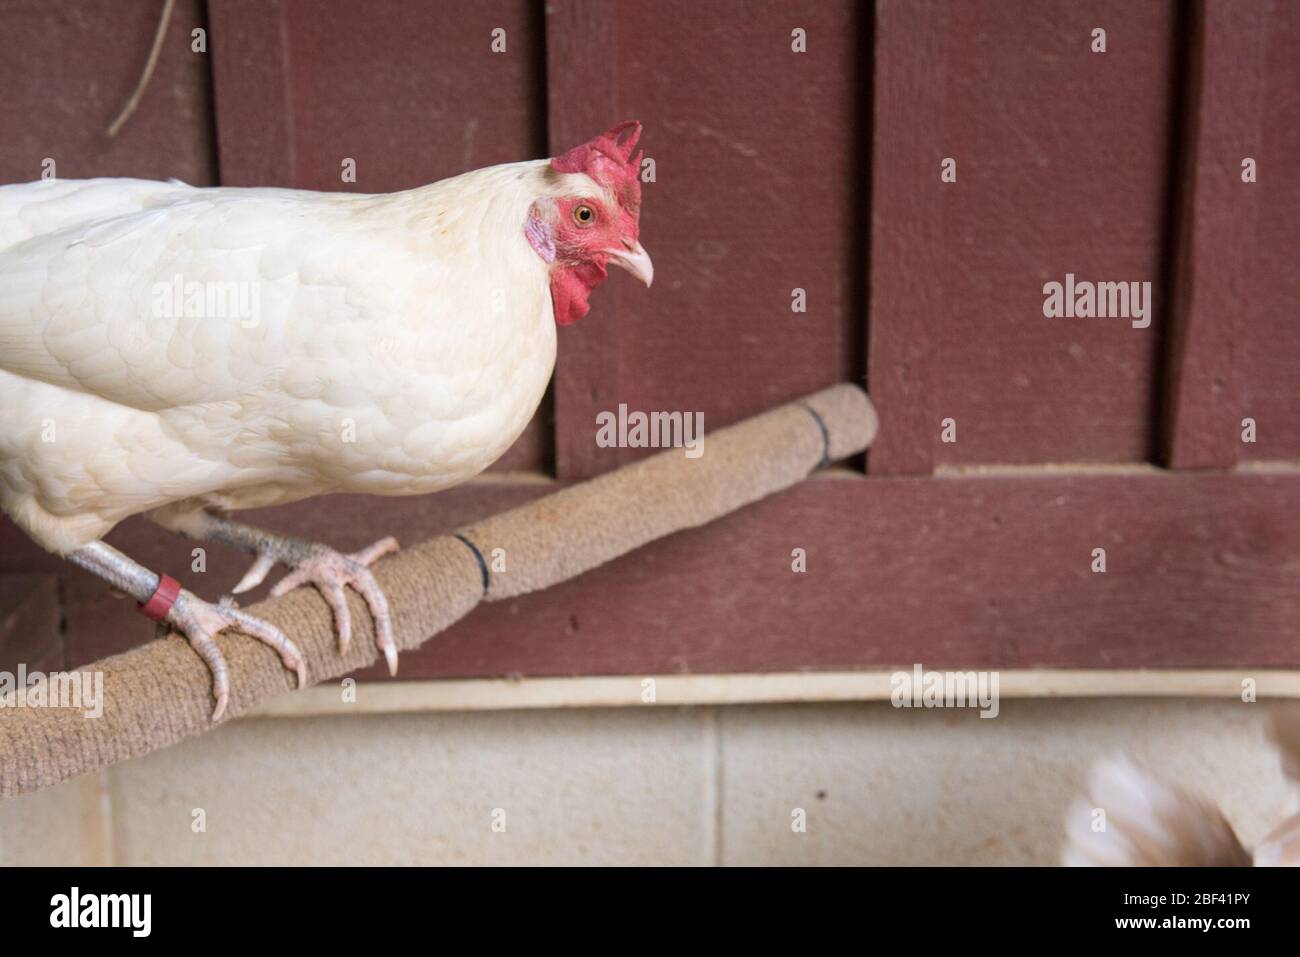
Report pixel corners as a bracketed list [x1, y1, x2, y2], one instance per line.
[155, 511, 400, 676]
[68, 540, 306, 720]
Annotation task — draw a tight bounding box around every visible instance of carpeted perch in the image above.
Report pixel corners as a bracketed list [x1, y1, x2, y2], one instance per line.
[0, 384, 877, 797]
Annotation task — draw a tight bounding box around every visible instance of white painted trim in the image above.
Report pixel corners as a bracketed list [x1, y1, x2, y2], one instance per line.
[249, 669, 1300, 717]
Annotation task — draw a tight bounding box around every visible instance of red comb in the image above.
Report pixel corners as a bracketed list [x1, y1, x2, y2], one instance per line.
[551, 121, 643, 207]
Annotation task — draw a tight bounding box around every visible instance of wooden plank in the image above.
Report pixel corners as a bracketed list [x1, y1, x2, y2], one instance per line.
[1162, 0, 1266, 469]
[4, 469, 1295, 676]
[386, 471, 1300, 676]
[208, 0, 294, 186]
[253, 669, 1300, 716]
[279, 0, 546, 191]
[869, 0, 1178, 471]
[868, 0, 949, 475]
[0, 0, 216, 186]
[551, 0, 869, 478]
[1234, 0, 1300, 462]
[546, 0, 623, 479]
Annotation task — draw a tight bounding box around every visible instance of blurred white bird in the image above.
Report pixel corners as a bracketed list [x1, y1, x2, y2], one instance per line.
[0, 122, 652, 718]
[1063, 708, 1300, 866]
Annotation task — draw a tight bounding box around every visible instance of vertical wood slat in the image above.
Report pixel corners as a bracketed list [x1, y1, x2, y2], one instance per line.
[1161, 0, 1268, 469]
[278, 0, 548, 193]
[207, 0, 295, 186]
[611, 1, 866, 473]
[1236, 1, 1300, 462]
[866, 0, 950, 476]
[868, 1, 1179, 473]
[546, 0, 622, 480]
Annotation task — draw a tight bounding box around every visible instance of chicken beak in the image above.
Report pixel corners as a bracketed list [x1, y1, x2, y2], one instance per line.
[606, 240, 654, 287]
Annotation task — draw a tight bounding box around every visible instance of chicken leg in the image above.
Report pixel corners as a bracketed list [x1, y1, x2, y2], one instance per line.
[152, 509, 400, 676]
[68, 541, 306, 720]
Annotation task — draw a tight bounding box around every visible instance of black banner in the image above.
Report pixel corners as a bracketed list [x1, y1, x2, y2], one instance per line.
[0, 866, 1278, 942]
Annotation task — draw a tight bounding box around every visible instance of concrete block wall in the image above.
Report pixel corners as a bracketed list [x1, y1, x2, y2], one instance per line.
[2, 698, 1294, 865]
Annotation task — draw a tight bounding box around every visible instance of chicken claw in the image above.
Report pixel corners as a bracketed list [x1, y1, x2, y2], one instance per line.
[167, 590, 307, 721]
[68, 539, 305, 722]
[241, 537, 401, 674]
[158, 511, 402, 677]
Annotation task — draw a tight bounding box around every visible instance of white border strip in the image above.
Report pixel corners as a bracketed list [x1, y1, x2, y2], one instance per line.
[249, 669, 1300, 717]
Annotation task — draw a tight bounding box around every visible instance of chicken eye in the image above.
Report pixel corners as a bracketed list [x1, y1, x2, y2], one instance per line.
[573, 204, 595, 225]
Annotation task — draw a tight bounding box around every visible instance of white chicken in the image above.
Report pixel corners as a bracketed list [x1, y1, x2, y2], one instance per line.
[0, 122, 652, 718]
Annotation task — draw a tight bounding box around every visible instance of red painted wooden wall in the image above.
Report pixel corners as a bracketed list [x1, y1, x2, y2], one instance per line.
[1, 0, 1297, 680]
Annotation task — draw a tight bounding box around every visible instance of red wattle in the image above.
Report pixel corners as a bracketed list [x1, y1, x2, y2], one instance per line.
[550, 259, 608, 326]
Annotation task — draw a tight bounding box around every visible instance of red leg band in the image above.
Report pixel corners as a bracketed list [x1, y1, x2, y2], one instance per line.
[138, 574, 181, 621]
